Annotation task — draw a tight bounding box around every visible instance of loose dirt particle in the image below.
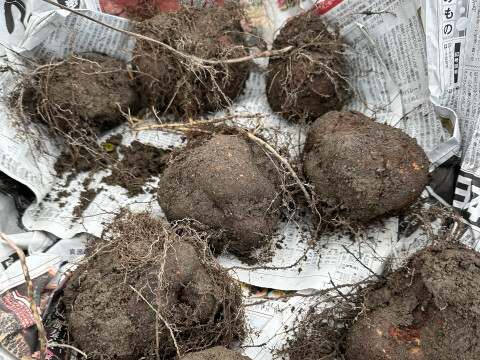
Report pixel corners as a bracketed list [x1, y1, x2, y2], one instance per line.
[73, 188, 97, 218]
[104, 140, 171, 196]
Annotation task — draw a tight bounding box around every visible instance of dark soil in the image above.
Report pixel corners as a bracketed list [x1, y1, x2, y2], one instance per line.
[345, 242, 480, 360]
[157, 134, 282, 257]
[132, 6, 251, 120]
[62, 211, 245, 360]
[54, 135, 171, 215]
[22, 54, 139, 138]
[266, 12, 349, 122]
[73, 188, 98, 218]
[53, 141, 118, 180]
[104, 140, 171, 196]
[303, 110, 429, 223]
[181, 347, 251, 359]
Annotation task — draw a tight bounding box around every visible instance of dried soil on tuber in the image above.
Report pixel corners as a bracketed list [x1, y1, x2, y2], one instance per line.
[20, 54, 138, 141]
[133, 6, 251, 120]
[62, 210, 245, 359]
[157, 134, 282, 258]
[345, 242, 480, 360]
[303, 110, 429, 223]
[266, 12, 349, 122]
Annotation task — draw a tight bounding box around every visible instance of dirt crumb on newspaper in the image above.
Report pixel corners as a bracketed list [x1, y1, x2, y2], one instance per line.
[54, 135, 171, 216]
[157, 134, 282, 260]
[266, 11, 349, 122]
[132, 5, 251, 120]
[303, 110, 429, 223]
[62, 210, 245, 359]
[103, 140, 171, 196]
[345, 242, 480, 360]
[180, 346, 251, 359]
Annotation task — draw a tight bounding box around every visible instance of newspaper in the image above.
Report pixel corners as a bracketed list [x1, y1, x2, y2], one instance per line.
[23, 125, 184, 238]
[425, 0, 480, 248]
[0, 3, 453, 238]
[220, 217, 398, 291]
[0, 0, 473, 359]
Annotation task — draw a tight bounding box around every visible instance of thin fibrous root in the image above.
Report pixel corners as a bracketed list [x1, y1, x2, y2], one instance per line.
[233, 127, 314, 208]
[42, 0, 294, 66]
[130, 285, 181, 359]
[127, 114, 317, 214]
[48, 342, 88, 359]
[125, 112, 268, 131]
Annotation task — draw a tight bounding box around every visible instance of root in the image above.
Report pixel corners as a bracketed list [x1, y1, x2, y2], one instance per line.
[233, 127, 313, 208]
[130, 285, 181, 358]
[63, 210, 245, 359]
[125, 111, 267, 132]
[42, 0, 294, 66]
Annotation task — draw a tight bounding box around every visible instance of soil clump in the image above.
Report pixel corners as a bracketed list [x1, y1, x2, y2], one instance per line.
[53, 141, 118, 181]
[266, 11, 349, 122]
[181, 347, 251, 360]
[132, 6, 251, 120]
[21, 54, 138, 139]
[345, 242, 480, 360]
[157, 134, 282, 257]
[73, 188, 98, 218]
[62, 210, 245, 359]
[54, 134, 171, 214]
[303, 110, 429, 223]
[103, 140, 171, 196]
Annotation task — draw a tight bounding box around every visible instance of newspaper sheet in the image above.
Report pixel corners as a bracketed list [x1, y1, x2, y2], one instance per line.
[219, 217, 398, 291]
[242, 295, 312, 360]
[426, 0, 480, 247]
[0, 0, 471, 359]
[0, 2, 453, 239]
